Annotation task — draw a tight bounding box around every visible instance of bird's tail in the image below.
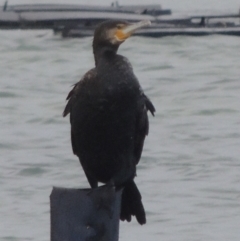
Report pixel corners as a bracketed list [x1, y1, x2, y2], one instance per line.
[120, 179, 146, 225]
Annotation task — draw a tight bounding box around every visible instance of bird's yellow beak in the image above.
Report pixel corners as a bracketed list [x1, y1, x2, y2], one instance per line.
[115, 20, 151, 41]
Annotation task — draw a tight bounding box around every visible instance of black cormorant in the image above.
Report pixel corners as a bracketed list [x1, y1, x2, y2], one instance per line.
[63, 20, 155, 225]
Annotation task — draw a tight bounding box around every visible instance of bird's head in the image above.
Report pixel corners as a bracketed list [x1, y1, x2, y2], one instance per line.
[92, 20, 151, 59]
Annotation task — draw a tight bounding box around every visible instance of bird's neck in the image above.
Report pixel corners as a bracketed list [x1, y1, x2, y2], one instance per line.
[93, 44, 119, 66]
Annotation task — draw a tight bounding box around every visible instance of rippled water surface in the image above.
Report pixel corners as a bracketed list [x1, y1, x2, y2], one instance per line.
[0, 29, 240, 241]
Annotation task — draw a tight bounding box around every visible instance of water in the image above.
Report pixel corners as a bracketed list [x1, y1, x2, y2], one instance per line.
[1, 23, 240, 241]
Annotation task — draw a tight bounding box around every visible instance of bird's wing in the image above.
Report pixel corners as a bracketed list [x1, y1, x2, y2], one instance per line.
[62, 68, 96, 117]
[144, 94, 155, 117]
[63, 68, 96, 155]
[134, 94, 155, 165]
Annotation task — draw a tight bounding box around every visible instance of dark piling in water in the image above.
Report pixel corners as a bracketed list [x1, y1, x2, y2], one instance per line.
[50, 186, 122, 241]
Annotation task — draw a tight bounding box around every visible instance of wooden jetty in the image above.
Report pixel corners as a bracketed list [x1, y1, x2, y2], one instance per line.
[58, 13, 240, 38]
[135, 26, 240, 37]
[5, 3, 171, 16]
[60, 26, 240, 38]
[0, 3, 169, 29]
[1, 2, 240, 37]
[59, 13, 240, 38]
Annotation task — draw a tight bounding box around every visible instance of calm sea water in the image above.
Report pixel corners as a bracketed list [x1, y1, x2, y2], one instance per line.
[1, 15, 240, 241]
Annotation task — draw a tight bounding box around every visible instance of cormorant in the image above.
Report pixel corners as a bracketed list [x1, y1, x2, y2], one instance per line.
[63, 20, 155, 225]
